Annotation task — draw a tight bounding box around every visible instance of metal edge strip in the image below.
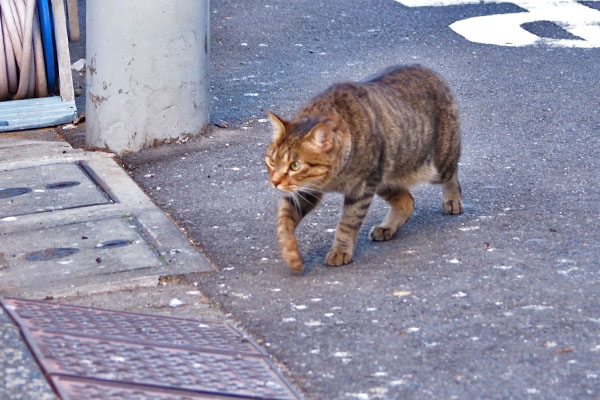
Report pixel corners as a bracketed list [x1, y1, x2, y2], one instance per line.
[78, 160, 119, 204]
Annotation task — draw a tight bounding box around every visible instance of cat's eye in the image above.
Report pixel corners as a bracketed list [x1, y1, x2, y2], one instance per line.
[289, 161, 301, 171]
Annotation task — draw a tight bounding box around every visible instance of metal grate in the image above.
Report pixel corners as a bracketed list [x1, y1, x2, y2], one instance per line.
[51, 376, 242, 399]
[1, 298, 303, 400]
[5, 299, 256, 355]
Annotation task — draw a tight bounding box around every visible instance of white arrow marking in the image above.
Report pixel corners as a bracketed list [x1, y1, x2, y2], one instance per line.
[395, 0, 600, 47]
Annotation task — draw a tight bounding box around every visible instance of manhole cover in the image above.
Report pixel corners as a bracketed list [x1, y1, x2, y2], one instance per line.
[0, 162, 112, 218]
[1, 298, 303, 400]
[0, 217, 165, 293]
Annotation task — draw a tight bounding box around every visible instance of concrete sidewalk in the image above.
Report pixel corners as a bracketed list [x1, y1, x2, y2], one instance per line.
[0, 132, 303, 399]
[0, 135, 214, 299]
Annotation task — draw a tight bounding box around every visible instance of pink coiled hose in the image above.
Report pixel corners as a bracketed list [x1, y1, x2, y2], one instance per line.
[0, 0, 48, 101]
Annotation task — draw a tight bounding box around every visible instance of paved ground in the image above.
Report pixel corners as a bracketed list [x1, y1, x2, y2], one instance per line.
[2, 1, 303, 398]
[0, 305, 55, 400]
[67, 1, 599, 399]
[0, 134, 302, 398]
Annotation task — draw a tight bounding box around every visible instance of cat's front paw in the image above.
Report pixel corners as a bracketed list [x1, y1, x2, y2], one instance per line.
[325, 249, 353, 266]
[369, 226, 396, 242]
[283, 255, 304, 274]
[282, 251, 304, 274]
[443, 199, 464, 215]
[288, 261, 304, 274]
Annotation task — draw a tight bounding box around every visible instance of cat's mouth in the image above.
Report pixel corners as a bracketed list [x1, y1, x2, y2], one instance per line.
[276, 185, 297, 193]
[271, 180, 323, 196]
[269, 181, 296, 193]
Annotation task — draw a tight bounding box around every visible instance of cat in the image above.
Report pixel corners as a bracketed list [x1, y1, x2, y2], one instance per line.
[265, 65, 463, 274]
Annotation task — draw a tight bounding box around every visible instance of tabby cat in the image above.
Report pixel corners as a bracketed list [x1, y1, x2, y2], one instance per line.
[265, 65, 463, 273]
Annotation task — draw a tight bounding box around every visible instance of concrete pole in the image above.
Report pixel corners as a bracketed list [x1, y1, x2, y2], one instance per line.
[85, 0, 210, 154]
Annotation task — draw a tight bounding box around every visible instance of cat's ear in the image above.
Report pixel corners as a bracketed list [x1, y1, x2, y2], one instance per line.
[306, 122, 333, 152]
[266, 111, 288, 142]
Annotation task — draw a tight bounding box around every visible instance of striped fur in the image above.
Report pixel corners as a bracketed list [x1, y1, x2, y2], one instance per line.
[266, 65, 463, 273]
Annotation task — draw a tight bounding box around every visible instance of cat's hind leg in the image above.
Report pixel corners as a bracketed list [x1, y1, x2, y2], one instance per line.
[442, 172, 463, 215]
[369, 188, 414, 242]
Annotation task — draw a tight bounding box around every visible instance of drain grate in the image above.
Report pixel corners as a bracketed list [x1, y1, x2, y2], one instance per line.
[1, 298, 303, 400]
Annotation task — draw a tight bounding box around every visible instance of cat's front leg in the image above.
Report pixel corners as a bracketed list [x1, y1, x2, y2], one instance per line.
[277, 193, 322, 273]
[326, 192, 374, 266]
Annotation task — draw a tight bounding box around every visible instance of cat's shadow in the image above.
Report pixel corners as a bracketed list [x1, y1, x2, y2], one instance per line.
[299, 203, 474, 275]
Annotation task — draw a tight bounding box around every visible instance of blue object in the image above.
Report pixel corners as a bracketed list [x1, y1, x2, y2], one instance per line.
[0, 97, 76, 132]
[37, 0, 56, 93]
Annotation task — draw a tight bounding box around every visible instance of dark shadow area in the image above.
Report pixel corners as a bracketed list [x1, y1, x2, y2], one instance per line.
[521, 20, 583, 41]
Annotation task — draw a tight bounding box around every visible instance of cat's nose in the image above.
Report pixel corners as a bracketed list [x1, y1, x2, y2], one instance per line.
[271, 178, 281, 188]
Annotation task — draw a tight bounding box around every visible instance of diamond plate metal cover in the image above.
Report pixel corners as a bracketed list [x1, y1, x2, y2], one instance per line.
[51, 376, 243, 399]
[1, 298, 303, 400]
[3, 298, 255, 354]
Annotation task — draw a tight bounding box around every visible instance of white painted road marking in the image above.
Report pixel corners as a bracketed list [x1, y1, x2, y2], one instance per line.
[395, 0, 600, 48]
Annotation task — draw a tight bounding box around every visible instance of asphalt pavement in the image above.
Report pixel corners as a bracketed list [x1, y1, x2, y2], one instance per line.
[66, 0, 600, 399]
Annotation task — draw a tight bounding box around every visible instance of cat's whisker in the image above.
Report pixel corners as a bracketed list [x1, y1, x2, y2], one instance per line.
[290, 192, 301, 212]
[298, 186, 323, 196]
[294, 190, 316, 207]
